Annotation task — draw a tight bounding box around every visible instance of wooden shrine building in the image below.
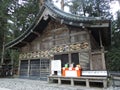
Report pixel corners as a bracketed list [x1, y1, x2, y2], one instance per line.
[5, 0, 111, 86]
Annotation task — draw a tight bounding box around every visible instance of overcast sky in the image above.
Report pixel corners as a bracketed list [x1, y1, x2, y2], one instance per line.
[110, 0, 120, 18]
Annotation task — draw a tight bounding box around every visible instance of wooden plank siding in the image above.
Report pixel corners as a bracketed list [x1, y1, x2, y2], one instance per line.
[19, 19, 106, 79]
[20, 20, 89, 69]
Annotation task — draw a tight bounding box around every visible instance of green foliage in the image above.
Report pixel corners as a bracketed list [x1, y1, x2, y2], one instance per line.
[10, 50, 19, 68]
[8, 0, 39, 39]
[64, 0, 111, 18]
[0, 0, 12, 63]
[0, 0, 39, 67]
[106, 48, 120, 71]
[106, 11, 120, 71]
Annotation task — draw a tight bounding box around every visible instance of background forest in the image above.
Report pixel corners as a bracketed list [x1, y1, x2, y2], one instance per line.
[0, 0, 120, 71]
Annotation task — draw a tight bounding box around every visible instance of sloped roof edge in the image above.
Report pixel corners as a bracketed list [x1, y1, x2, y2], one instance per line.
[5, 6, 46, 49]
[45, 0, 109, 22]
[5, 0, 111, 49]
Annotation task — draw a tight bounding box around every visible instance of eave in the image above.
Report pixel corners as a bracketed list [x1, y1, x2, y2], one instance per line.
[5, 6, 50, 49]
[5, 0, 111, 49]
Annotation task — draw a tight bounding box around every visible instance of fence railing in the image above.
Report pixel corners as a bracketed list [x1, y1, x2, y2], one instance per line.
[108, 71, 120, 88]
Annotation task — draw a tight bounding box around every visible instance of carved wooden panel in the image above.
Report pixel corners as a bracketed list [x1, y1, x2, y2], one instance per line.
[19, 41, 89, 60]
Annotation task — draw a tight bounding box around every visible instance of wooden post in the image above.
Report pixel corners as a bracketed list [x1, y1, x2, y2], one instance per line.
[88, 30, 93, 70]
[103, 80, 107, 88]
[101, 49, 106, 70]
[99, 30, 103, 48]
[27, 60, 30, 77]
[47, 76, 50, 83]
[99, 30, 106, 70]
[40, 59, 41, 78]
[86, 79, 90, 87]
[78, 52, 81, 65]
[69, 53, 71, 65]
[18, 60, 21, 76]
[71, 78, 74, 86]
[58, 78, 61, 85]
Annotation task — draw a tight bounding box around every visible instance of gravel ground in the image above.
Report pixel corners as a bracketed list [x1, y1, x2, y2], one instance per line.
[0, 78, 119, 90]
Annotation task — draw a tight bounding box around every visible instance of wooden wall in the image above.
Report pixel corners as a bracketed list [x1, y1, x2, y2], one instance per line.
[19, 20, 106, 70]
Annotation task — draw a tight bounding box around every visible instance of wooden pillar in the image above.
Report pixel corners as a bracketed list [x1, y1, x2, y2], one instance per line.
[40, 59, 41, 78]
[88, 30, 93, 70]
[18, 60, 21, 76]
[99, 30, 103, 48]
[99, 30, 106, 70]
[78, 53, 81, 65]
[69, 27, 71, 43]
[47, 76, 50, 83]
[86, 79, 90, 87]
[69, 53, 71, 65]
[53, 30, 55, 46]
[90, 52, 93, 70]
[68, 28, 71, 65]
[27, 60, 30, 77]
[58, 78, 61, 85]
[101, 48, 106, 70]
[71, 78, 74, 86]
[103, 80, 107, 88]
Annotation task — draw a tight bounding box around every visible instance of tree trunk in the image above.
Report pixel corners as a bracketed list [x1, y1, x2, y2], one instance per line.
[61, 0, 64, 10]
[1, 35, 5, 64]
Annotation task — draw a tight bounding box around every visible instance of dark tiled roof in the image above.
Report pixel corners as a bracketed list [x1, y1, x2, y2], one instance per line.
[5, 0, 111, 49]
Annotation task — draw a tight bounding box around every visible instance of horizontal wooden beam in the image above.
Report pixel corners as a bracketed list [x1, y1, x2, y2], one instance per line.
[70, 31, 87, 36]
[51, 27, 68, 32]
[88, 23, 109, 28]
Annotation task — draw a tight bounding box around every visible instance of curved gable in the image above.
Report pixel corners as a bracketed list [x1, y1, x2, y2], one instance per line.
[5, 0, 111, 49]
